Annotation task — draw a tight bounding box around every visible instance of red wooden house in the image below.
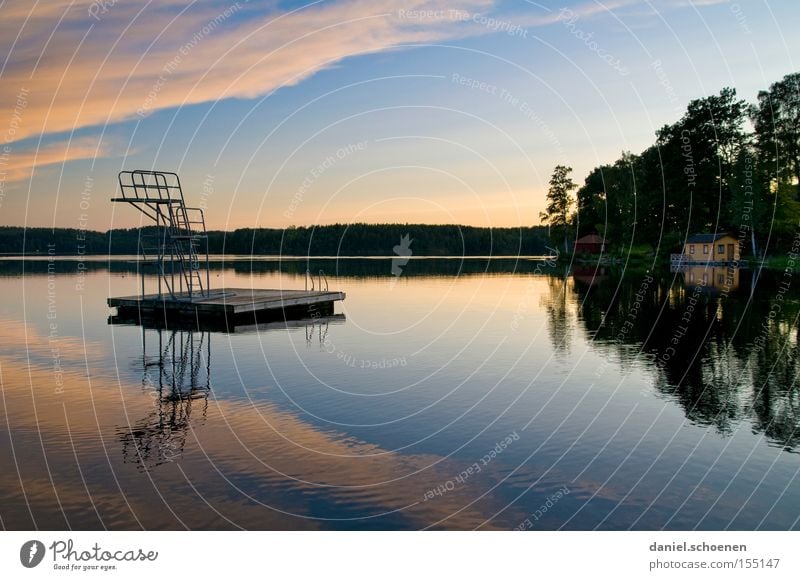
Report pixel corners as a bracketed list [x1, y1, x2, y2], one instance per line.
[574, 234, 607, 254]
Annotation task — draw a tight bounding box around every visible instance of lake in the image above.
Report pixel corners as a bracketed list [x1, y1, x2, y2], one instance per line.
[1, 257, 798, 530]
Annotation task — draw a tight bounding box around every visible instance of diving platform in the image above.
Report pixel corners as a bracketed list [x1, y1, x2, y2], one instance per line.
[109, 293, 346, 331]
[108, 170, 345, 328]
[108, 288, 345, 321]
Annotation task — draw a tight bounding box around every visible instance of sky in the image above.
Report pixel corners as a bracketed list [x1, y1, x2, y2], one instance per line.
[0, 0, 797, 231]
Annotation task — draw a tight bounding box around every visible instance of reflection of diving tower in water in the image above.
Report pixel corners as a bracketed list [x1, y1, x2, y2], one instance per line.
[119, 329, 211, 470]
[112, 170, 210, 300]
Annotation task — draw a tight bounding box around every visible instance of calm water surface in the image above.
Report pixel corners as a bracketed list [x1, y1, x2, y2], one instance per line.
[1, 258, 799, 530]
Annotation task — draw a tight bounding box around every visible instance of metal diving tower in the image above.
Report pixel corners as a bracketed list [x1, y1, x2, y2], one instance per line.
[112, 170, 210, 300]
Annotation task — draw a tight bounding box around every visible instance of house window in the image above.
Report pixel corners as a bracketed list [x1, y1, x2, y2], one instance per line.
[689, 245, 695, 254]
[703, 245, 709, 254]
[718, 244, 725, 254]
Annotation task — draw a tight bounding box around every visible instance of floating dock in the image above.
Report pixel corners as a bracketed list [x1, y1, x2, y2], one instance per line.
[109, 288, 346, 330]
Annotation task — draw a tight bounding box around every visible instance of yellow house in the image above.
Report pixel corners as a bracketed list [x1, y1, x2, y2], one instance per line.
[682, 233, 741, 263]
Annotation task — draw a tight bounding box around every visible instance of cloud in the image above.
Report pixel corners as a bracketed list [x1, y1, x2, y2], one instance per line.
[661, 0, 729, 6]
[0, 136, 111, 183]
[0, 0, 730, 184]
[511, 0, 729, 28]
[0, 0, 496, 148]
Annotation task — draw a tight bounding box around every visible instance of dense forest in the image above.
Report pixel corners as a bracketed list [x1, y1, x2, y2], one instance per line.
[540, 71, 800, 256]
[0, 224, 551, 256]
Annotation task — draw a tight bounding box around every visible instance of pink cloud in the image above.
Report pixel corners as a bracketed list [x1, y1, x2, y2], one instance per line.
[0, 0, 495, 146]
[0, 137, 110, 183]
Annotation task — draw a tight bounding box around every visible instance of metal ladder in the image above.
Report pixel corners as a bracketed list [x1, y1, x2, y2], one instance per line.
[113, 171, 210, 301]
[168, 202, 207, 298]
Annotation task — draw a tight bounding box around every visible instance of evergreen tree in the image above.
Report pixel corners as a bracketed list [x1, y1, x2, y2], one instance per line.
[540, 165, 577, 253]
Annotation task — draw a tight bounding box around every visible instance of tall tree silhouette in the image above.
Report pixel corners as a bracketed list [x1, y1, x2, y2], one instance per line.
[540, 165, 577, 253]
[751, 72, 800, 198]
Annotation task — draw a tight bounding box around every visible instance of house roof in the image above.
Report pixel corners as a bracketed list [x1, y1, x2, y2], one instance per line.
[575, 234, 606, 244]
[686, 233, 730, 244]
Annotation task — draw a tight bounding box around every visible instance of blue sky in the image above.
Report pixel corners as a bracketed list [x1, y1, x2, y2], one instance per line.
[0, 0, 797, 230]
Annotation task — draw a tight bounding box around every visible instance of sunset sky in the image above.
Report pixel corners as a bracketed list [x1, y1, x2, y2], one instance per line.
[0, 0, 797, 231]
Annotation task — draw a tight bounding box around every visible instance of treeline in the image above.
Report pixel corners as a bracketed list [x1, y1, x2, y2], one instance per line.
[0, 227, 112, 255]
[543, 71, 800, 255]
[222, 224, 550, 256]
[0, 224, 551, 256]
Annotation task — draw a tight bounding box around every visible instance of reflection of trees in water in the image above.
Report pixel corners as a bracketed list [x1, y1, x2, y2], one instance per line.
[119, 329, 211, 470]
[750, 338, 800, 451]
[696, 341, 749, 434]
[3, 257, 549, 279]
[542, 274, 574, 355]
[565, 268, 800, 452]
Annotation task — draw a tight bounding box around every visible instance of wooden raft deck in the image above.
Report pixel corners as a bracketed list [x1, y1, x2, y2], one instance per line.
[108, 288, 345, 321]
